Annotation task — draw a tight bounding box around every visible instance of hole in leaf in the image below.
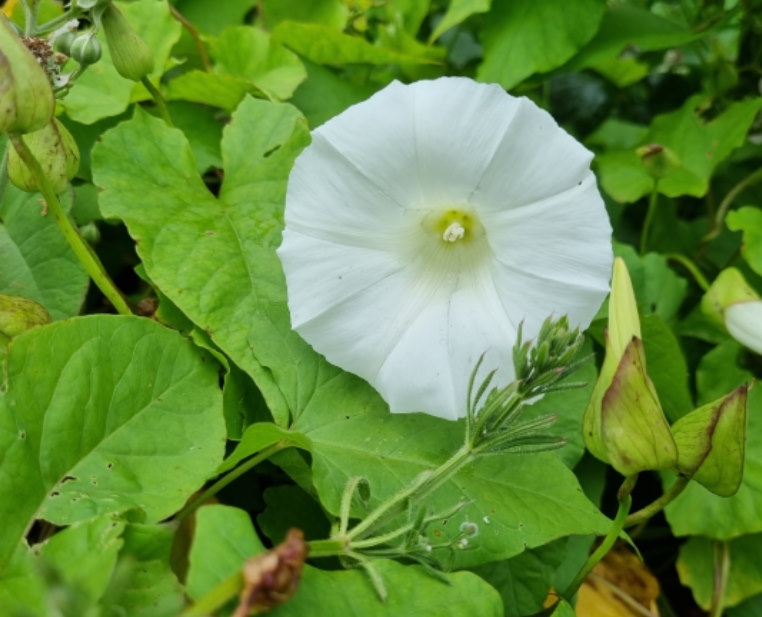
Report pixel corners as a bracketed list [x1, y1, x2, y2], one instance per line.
[263, 144, 281, 158]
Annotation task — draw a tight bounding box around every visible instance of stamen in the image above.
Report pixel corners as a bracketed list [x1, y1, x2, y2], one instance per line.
[442, 221, 466, 242]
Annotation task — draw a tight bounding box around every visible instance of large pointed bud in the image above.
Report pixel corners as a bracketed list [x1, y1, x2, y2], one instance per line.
[0, 15, 55, 134]
[583, 258, 678, 475]
[7, 118, 80, 194]
[672, 386, 747, 496]
[100, 4, 154, 81]
[701, 268, 762, 354]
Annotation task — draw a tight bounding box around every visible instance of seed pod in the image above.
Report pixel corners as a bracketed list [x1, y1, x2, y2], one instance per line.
[100, 4, 154, 81]
[7, 118, 80, 194]
[70, 33, 102, 66]
[53, 30, 77, 56]
[0, 15, 55, 134]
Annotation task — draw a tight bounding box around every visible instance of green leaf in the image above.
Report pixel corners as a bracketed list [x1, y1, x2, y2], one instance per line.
[477, 0, 605, 89]
[166, 102, 223, 174]
[62, 0, 182, 124]
[727, 206, 762, 277]
[470, 539, 567, 616]
[209, 26, 307, 100]
[271, 559, 503, 616]
[271, 21, 433, 65]
[101, 523, 185, 617]
[0, 515, 125, 616]
[290, 60, 378, 128]
[597, 96, 762, 202]
[641, 314, 693, 423]
[663, 345, 759, 539]
[218, 422, 311, 473]
[0, 315, 225, 572]
[567, 3, 701, 71]
[261, 0, 349, 30]
[186, 504, 266, 601]
[165, 71, 261, 111]
[0, 185, 88, 320]
[615, 244, 688, 324]
[300, 412, 610, 569]
[93, 98, 386, 429]
[173, 0, 255, 35]
[521, 341, 597, 468]
[222, 363, 268, 440]
[728, 593, 762, 617]
[430, 0, 491, 42]
[678, 535, 762, 610]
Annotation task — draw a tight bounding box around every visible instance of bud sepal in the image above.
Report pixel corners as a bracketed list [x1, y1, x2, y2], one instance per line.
[672, 386, 748, 497]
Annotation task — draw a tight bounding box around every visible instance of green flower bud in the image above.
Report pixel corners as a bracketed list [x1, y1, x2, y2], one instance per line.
[53, 30, 77, 56]
[0, 14, 55, 134]
[635, 143, 681, 180]
[672, 386, 747, 496]
[583, 257, 678, 475]
[0, 294, 50, 339]
[7, 118, 80, 194]
[70, 33, 102, 66]
[100, 4, 154, 81]
[701, 268, 762, 353]
[701, 268, 759, 325]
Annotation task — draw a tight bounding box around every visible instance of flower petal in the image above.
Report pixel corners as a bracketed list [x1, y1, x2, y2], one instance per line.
[482, 174, 613, 315]
[315, 77, 522, 208]
[278, 228, 403, 328]
[279, 77, 613, 419]
[471, 97, 595, 211]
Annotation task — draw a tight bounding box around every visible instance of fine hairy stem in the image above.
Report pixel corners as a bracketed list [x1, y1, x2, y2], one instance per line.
[346, 444, 474, 542]
[625, 475, 690, 527]
[709, 541, 730, 617]
[703, 166, 762, 243]
[140, 77, 174, 127]
[175, 441, 288, 522]
[169, 4, 212, 71]
[562, 476, 635, 598]
[9, 134, 133, 316]
[640, 182, 659, 254]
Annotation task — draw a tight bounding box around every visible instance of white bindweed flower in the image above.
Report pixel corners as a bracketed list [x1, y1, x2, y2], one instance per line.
[278, 77, 612, 420]
[725, 301, 762, 355]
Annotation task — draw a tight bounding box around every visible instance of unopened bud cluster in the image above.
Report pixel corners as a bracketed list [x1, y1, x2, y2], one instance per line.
[583, 258, 747, 496]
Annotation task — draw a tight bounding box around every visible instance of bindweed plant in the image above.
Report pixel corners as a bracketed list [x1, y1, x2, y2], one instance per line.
[1, 1, 762, 617]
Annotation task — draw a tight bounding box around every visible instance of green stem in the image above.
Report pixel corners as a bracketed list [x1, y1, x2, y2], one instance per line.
[624, 475, 689, 527]
[140, 76, 174, 127]
[562, 482, 634, 598]
[20, 0, 39, 35]
[9, 134, 133, 316]
[174, 441, 287, 522]
[168, 4, 212, 71]
[664, 254, 710, 291]
[307, 538, 350, 559]
[704, 166, 762, 243]
[709, 541, 730, 617]
[34, 6, 86, 36]
[180, 570, 242, 617]
[640, 182, 659, 255]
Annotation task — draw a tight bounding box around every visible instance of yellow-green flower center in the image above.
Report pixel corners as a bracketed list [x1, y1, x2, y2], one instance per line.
[424, 207, 484, 245]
